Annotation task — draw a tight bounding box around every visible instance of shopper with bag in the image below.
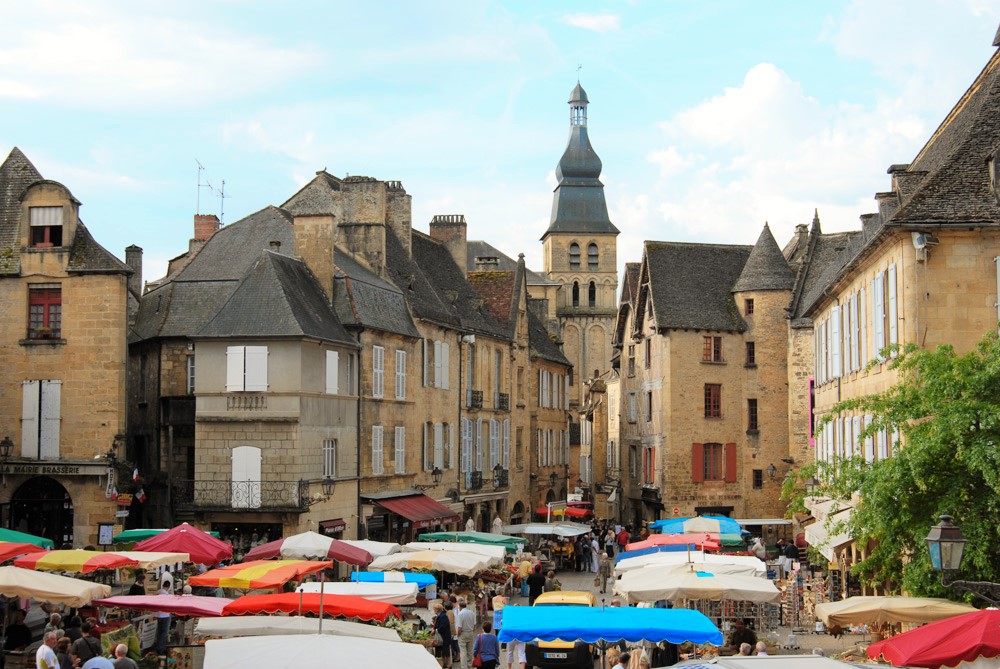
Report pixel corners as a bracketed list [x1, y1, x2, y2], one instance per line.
[472, 621, 501, 669]
[433, 603, 452, 668]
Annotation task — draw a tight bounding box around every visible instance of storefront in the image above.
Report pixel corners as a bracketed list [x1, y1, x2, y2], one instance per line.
[362, 491, 460, 543]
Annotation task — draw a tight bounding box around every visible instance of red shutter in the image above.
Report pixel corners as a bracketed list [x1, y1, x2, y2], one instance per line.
[724, 442, 737, 483]
[691, 443, 704, 483]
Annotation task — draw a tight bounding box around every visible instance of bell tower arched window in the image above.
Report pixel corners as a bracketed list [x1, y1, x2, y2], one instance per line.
[588, 243, 598, 269]
[572, 282, 580, 307]
[569, 243, 581, 269]
[588, 281, 596, 307]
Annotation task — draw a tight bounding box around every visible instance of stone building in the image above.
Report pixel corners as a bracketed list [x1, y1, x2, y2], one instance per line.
[0, 148, 132, 547]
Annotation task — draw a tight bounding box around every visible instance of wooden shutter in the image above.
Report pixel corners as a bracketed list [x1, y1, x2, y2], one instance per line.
[434, 422, 445, 469]
[433, 341, 442, 388]
[325, 351, 339, 394]
[502, 419, 510, 468]
[691, 443, 704, 483]
[831, 306, 841, 378]
[244, 346, 268, 391]
[395, 426, 405, 474]
[448, 423, 456, 470]
[21, 380, 40, 458]
[39, 380, 61, 460]
[372, 346, 384, 398]
[873, 275, 885, 357]
[422, 339, 429, 387]
[887, 264, 898, 348]
[440, 342, 450, 390]
[724, 443, 737, 483]
[423, 422, 431, 471]
[372, 426, 383, 475]
[475, 418, 483, 471]
[226, 346, 245, 391]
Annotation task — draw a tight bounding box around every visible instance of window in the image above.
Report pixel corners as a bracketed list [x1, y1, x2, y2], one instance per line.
[572, 282, 580, 307]
[28, 285, 61, 339]
[517, 367, 524, 402]
[588, 281, 596, 308]
[745, 342, 755, 367]
[493, 350, 502, 406]
[325, 350, 339, 394]
[704, 384, 721, 418]
[515, 426, 523, 467]
[394, 426, 406, 474]
[29, 206, 63, 248]
[323, 439, 337, 478]
[644, 339, 651, 369]
[231, 445, 262, 508]
[489, 419, 500, 468]
[372, 346, 384, 398]
[371, 426, 384, 475]
[502, 419, 510, 468]
[461, 418, 473, 475]
[753, 469, 763, 489]
[703, 443, 723, 480]
[588, 243, 598, 269]
[643, 447, 655, 484]
[186, 355, 196, 395]
[395, 350, 407, 400]
[226, 346, 268, 391]
[702, 336, 723, 362]
[21, 380, 61, 459]
[627, 392, 637, 422]
[645, 390, 653, 422]
[747, 399, 758, 432]
[629, 445, 639, 478]
[745, 299, 754, 315]
[344, 352, 357, 395]
[569, 243, 580, 269]
[423, 340, 450, 389]
[627, 345, 636, 377]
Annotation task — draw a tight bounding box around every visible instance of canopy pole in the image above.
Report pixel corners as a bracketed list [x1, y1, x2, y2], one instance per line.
[318, 570, 325, 634]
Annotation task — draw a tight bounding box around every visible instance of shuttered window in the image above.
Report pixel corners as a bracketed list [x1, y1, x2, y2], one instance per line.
[21, 380, 61, 460]
[372, 346, 384, 398]
[394, 426, 406, 474]
[231, 446, 262, 509]
[371, 426, 384, 475]
[395, 350, 406, 400]
[226, 346, 268, 392]
[325, 351, 339, 394]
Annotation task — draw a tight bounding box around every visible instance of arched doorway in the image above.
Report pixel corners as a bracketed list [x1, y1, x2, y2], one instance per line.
[11, 477, 73, 546]
[510, 501, 525, 524]
[545, 489, 555, 504]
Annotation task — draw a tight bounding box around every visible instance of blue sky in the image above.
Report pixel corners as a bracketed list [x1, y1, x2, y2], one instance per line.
[3, 1, 999, 284]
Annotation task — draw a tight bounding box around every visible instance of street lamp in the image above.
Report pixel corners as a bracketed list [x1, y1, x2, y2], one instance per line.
[925, 514, 1000, 605]
[322, 476, 336, 498]
[432, 467, 443, 485]
[767, 463, 777, 480]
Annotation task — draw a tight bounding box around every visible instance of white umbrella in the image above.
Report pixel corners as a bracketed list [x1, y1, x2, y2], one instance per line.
[109, 551, 190, 569]
[367, 550, 490, 577]
[815, 595, 977, 627]
[204, 634, 439, 669]
[0, 565, 111, 607]
[296, 581, 419, 605]
[340, 539, 400, 559]
[614, 567, 780, 604]
[615, 551, 766, 576]
[195, 616, 401, 642]
[403, 541, 505, 565]
[502, 522, 592, 537]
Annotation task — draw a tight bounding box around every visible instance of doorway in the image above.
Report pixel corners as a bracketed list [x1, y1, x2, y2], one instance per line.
[10, 477, 73, 547]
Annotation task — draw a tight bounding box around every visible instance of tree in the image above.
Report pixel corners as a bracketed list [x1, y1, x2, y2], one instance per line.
[783, 332, 1000, 598]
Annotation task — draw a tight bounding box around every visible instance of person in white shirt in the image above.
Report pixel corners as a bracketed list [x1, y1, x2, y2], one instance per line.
[590, 536, 600, 573]
[755, 641, 769, 656]
[454, 596, 478, 669]
[35, 632, 58, 669]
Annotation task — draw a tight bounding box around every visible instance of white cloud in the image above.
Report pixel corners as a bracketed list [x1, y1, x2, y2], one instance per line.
[647, 146, 693, 179]
[561, 13, 621, 33]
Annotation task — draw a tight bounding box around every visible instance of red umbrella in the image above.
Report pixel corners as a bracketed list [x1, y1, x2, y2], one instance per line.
[134, 523, 232, 566]
[627, 533, 721, 551]
[222, 592, 401, 623]
[93, 595, 233, 617]
[867, 608, 1000, 668]
[0, 542, 46, 563]
[243, 531, 372, 566]
[188, 560, 330, 590]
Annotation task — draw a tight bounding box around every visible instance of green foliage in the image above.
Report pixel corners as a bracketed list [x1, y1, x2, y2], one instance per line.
[791, 333, 1000, 598]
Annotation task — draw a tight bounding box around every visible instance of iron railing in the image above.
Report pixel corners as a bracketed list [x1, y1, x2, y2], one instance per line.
[496, 393, 510, 411]
[466, 471, 483, 490]
[466, 390, 483, 409]
[173, 479, 308, 512]
[493, 468, 509, 489]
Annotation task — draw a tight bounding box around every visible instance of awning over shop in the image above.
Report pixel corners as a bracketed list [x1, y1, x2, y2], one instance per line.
[804, 505, 854, 562]
[319, 519, 346, 535]
[374, 494, 461, 530]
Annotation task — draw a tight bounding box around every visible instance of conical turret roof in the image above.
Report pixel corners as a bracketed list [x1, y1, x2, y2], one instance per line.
[732, 223, 795, 292]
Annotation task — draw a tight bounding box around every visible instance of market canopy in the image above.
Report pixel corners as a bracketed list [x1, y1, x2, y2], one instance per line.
[189, 560, 330, 590]
[614, 568, 779, 604]
[615, 563, 768, 604]
[134, 523, 233, 565]
[195, 615, 401, 642]
[222, 592, 401, 623]
[0, 541, 46, 563]
[867, 608, 1000, 669]
[297, 581, 418, 605]
[372, 493, 461, 529]
[350, 571, 436, 588]
[0, 528, 55, 549]
[243, 531, 372, 566]
[94, 594, 233, 617]
[616, 552, 766, 576]
[339, 539, 400, 558]
[815, 596, 977, 628]
[368, 549, 490, 577]
[14, 550, 139, 573]
[497, 605, 723, 645]
[0, 565, 111, 606]
[418, 530, 526, 549]
[113, 528, 221, 543]
[650, 516, 744, 535]
[203, 634, 439, 669]
[501, 522, 592, 537]
[108, 552, 190, 570]
[403, 541, 505, 565]
[627, 534, 721, 552]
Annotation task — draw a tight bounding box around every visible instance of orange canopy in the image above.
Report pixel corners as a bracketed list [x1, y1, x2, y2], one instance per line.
[222, 592, 400, 623]
[188, 560, 330, 590]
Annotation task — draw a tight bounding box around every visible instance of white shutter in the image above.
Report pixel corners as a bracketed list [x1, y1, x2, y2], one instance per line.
[852, 415, 861, 458]
[490, 419, 499, 468]
[372, 346, 384, 398]
[891, 427, 900, 457]
[851, 295, 860, 371]
[244, 346, 268, 391]
[326, 351, 339, 394]
[434, 422, 445, 469]
[448, 423, 456, 470]
[372, 426, 384, 475]
[226, 346, 245, 391]
[395, 426, 406, 474]
[461, 419, 471, 473]
[433, 341, 442, 388]
[423, 422, 431, 471]
[537, 430, 542, 466]
[232, 446, 262, 508]
[864, 415, 874, 462]
[825, 318, 832, 381]
[39, 380, 61, 460]
[538, 369, 543, 406]
[831, 307, 841, 378]
[887, 264, 898, 350]
[441, 342, 450, 390]
[814, 321, 821, 383]
[564, 375, 570, 409]
[502, 419, 510, 468]
[873, 275, 885, 359]
[422, 340, 429, 387]
[859, 286, 868, 365]
[21, 380, 40, 458]
[877, 429, 888, 460]
[394, 350, 405, 399]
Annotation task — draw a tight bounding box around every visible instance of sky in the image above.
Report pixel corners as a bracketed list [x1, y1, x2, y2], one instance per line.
[2, 1, 999, 286]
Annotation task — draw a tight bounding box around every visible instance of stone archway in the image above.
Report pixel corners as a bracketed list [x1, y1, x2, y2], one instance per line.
[510, 501, 525, 524]
[10, 477, 73, 547]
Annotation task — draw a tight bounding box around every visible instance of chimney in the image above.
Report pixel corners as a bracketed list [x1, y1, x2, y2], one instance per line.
[124, 245, 143, 296]
[429, 214, 468, 276]
[474, 255, 500, 271]
[269, 240, 281, 252]
[293, 214, 337, 302]
[194, 214, 220, 242]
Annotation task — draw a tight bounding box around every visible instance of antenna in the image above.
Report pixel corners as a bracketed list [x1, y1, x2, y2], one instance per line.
[195, 159, 229, 225]
[577, 63, 583, 81]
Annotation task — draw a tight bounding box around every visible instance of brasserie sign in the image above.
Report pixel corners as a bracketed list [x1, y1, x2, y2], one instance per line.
[0, 463, 109, 476]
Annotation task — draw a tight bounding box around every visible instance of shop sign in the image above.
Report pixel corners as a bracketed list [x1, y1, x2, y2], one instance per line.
[116, 493, 133, 507]
[0, 462, 108, 476]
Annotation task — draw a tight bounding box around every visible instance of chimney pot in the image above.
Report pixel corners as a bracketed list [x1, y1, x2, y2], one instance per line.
[269, 240, 281, 252]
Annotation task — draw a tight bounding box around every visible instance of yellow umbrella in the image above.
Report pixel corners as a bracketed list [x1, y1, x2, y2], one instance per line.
[815, 595, 977, 627]
[14, 549, 139, 573]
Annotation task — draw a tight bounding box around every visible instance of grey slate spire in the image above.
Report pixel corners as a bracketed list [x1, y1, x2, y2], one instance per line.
[542, 82, 620, 239]
[732, 223, 795, 292]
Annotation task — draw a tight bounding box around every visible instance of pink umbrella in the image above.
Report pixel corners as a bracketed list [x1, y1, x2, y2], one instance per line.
[134, 523, 232, 566]
[93, 595, 233, 617]
[244, 531, 371, 566]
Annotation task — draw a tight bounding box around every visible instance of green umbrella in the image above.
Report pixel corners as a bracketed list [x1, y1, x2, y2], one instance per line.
[419, 530, 526, 552]
[113, 528, 221, 543]
[0, 528, 55, 549]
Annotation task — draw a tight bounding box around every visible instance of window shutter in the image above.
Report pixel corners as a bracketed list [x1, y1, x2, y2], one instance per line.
[232, 446, 262, 508]
[475, 418, 483, 471]
[244, 346, 268, 391]
[537, 430, 542, 466]
[852, 415, 861, 458]
[887, 264, 898, 349]
[396, 350, 406, 399]
[21, 380, 40, 458]
[691, 443, 704, 483]
[226, 346, 245, 391]
[564, 374, 570, 409]
[490, 420, 499, 468]
[440, 342, 450, 389]
[814, 321, 821, 383]
[448, 423, 456, 470]
[873, 275, 885, 358]
[538, 369, 543, 405]
[461, 419, 471, 473]
[423, 422, 431, 471]
[422, 339, 429, 387]
[851, 295, 860, 371]
[503, 419, 510, 468]
[39, 380, 61, 460]
[326, 351, 339, 394]
[372, 346, 384, 398]
[395, 426, 406, 474]
[864, 415, 874, 461]
[859, 287, 868, 365]
[372, 426, 384, 475]
[433, 340, 442, 388]
[724, 442, 737, 483]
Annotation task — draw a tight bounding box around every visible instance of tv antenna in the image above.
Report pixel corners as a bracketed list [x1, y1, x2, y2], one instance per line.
[196, 159, 229, 224]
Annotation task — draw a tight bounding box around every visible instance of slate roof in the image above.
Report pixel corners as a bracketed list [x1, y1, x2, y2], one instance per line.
[198, 250, 355, 345]
[790, 230, 861, 320]
[281, 171, 343, 215]
[643, 241, 751, 333]
[67, 221, 131, 274]
[528, 308, 570, 366]
[732, 224, 795, 292]
[384, 229, 460, 328]
[620, 262, 641, 309]
[466, 240, 555, 285]
[332, 248, 420, 338]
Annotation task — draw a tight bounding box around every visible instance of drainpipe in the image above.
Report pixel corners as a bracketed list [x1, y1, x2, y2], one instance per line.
[356, 342, 363, 540]
[457, 333, 464, 523]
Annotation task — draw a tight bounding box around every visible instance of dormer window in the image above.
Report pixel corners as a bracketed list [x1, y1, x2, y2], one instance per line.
[29, 207, 63, 248]
[569, 243, 581, 269]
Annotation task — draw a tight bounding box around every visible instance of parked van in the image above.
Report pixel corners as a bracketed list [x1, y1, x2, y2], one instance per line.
[524, 591, 597, 669]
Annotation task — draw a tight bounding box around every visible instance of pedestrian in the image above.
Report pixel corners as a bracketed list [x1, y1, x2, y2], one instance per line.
[604, 528, 616, 557]
[433, 603, 452, 668]
[128, 571, 146, 596]
[598, 552, 612, 594]
[43, 613, 62, 638]
[472, 621, 501, 669]
[70, 623, 103, 668]
[615, 651, 631, 669]
[526, 564, 546, 606]
[35, 631, 58, 669]
[580, 536, 592, 572]
[154, 577, 173, 654]
[55, 637, 72, 669]
[574, 537, 585, 571]
[738, 643, 753, 656]
[590, 535, 600, 573]
[750, 537, 766, 560]
[505, 638, 527, 669]
[544, 570, 556, 592]
[754, 641, 769, 656]
[455, 596, 477, 669]
[64, 615, 83, 642]
[445, 599, 460, 661]
[4, 609, 32, 651]
[617, 526, 630, 552]
[113, 644, 138, 669]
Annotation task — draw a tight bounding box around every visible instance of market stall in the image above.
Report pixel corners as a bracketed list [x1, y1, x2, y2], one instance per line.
[367, 549, 490, 577]
[221, 592, 401, 622]
[867, 608, 1000, 669]
[650, 516, 744, 535]
[615, 552, 766, 576]
[350, 571, 436, 588]
[13, 549, 140, 573]
[93, 594, 233, 617]
[401, 541, 506, 565]
[417, 530, 526, 552]
[339, 539, 401, 558]
[614, 567, 780, 605]
[188, 560, 331, 590]
[296, 581, 419, 605]
[627, 534, 721, 552]
[113, 529, 221, 543]
[203, 633, 440, 669]
[195, 615, 401, 642]
[0, 565, 111, 605]
[0, 528, 55, 548]
[815, 595, 976, 628]
[243, 531, 372, 566]
[502, 522, 592, 537]
[134, 523, 233, 566]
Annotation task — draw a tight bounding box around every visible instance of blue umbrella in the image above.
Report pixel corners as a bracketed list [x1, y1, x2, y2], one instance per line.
[350, 571, 436, 589]
[650, 515, 744, 535]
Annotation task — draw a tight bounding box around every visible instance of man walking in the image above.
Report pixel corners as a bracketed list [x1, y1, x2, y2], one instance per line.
[455, 596, 477, 669]
[35, 632, 58, 669]
[113, 644, 139, 669]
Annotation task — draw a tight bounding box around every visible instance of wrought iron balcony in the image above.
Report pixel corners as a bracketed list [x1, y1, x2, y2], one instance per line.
[466, 389, 483, 409]
[493, 468, 509, 489]
[496, 393, 510, 412]
[173, 479, 308, 512]
[466, 471, 484, 490]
